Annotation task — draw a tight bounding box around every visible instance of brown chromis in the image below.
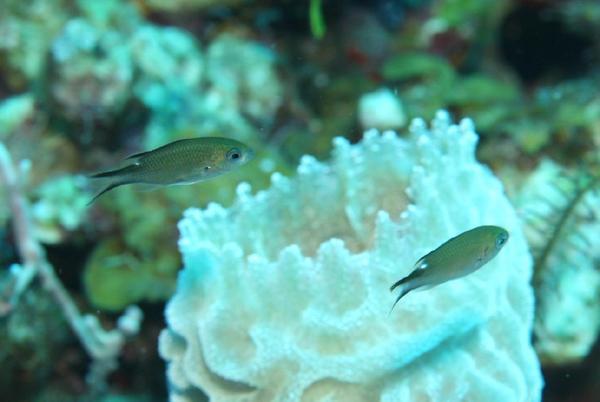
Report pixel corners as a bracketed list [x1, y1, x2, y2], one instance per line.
[389, 225, 509, 312]
[88, 137, 254, 204]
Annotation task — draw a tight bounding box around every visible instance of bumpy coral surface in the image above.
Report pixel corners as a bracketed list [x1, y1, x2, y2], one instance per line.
[159, 111, 543, 402]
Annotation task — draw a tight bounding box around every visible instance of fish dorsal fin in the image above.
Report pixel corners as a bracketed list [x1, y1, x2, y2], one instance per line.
[125, 138, 193, 160]
[125, 150, 151, 160]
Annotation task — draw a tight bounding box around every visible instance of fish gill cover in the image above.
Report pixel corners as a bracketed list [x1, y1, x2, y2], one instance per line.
[159, 111, 543, 402]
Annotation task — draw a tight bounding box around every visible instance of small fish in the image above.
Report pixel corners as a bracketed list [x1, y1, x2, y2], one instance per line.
[389, 225, 509, 312]
[88, 137, 254, 204]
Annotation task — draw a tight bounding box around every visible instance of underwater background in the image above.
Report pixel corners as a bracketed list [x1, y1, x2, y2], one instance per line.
[0, 0, 599, 401]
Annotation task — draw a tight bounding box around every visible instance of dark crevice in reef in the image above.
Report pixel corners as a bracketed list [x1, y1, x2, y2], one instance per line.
[45, 241, 96, 294]
[498, 3, 595, 85]
[542, 336, 600, 402]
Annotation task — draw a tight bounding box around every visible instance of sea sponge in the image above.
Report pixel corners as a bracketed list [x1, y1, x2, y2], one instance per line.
[159, 111, 543, 402]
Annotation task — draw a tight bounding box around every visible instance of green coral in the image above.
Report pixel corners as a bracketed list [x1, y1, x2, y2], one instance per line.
[84, 239, 179, 311]
[381, 52, 520, 131]
[446, 74, 520, 131]
[381, 47, 599, 155]
[506, 77, 600, 154]
[381, 52, 456, 84]
[434, 0, 504, 28]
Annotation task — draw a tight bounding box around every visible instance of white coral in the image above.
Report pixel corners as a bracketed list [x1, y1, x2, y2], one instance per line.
[159, 111, 543, 402]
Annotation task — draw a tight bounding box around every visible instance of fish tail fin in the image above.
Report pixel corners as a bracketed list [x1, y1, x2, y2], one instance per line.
[389, 275, 410, 292]
[388, 276, 413, 315]
[87, 163, 139, 205]
[87, 181, 128, 205]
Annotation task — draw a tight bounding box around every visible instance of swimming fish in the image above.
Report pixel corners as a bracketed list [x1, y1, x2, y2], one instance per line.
[389, 225, 509, 312]
[88, 137, 254, 204]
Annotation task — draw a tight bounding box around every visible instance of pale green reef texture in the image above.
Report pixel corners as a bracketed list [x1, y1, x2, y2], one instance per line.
[1, 0, 600, 400]
[160, 112, 543, 402]
[0, 0, 291, 310]
[31, 175, 89, 244]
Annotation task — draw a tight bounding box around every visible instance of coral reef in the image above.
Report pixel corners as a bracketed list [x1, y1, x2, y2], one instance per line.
[83, 146, 291, 311]
[31, 175, 89, 244]
[0, 94, 35, 138]
[516, 159, 600, 365]
[27, 0, 289, 310]
[0, 277, 69, 397]
[0, 141, 143, 393]
[49, 17, 134, 126]
[159, 112, 543, 401]
[0, 0, 70, 87]
[205, 33, 283, 127]
[1, 0, 599, 400]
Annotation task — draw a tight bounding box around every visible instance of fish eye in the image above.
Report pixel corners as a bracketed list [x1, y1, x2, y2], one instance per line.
[226, 148, 242, 161]
[495, 233, 508, 248]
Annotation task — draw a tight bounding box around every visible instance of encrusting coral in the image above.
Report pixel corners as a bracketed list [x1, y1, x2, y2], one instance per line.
[159, 111, 543, 402]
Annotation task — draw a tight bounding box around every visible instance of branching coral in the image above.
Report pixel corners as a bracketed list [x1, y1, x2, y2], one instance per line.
[159, 111, 543, 401]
